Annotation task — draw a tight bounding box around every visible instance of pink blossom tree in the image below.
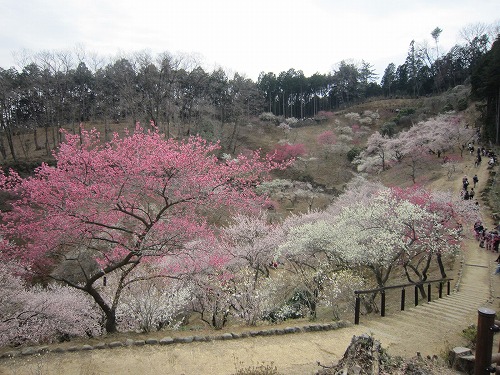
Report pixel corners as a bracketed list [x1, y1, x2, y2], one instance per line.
[267, 143, 306, 162]
[0, 125, 288, 333]
[316, 130, 337, 147]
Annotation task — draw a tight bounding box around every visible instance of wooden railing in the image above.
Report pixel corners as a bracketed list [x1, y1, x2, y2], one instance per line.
[353, 278, 453, 325]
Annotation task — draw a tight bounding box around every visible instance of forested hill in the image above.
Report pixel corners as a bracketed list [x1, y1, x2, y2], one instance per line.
[1, 30, 499, 162]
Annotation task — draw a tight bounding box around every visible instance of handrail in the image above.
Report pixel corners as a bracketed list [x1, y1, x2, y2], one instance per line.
[354, 278, 453, 324]
[354, 277, 453, 295]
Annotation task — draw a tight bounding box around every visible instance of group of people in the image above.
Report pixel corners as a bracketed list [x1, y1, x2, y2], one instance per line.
[474, 221, 500, 252]
[468, 143, 497, 168]
[473, 221, 500, 274]
[461, 174, 477, 200]
[467, 141, 500, 273]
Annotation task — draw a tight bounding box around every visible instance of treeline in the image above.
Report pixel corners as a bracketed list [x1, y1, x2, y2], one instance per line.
[0, 51, 263, 161]
[258, 27, 495, 119]
[0, 23, 498, 161]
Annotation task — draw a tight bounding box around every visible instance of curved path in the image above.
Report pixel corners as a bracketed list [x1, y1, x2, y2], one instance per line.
[1, 162, 498, 375]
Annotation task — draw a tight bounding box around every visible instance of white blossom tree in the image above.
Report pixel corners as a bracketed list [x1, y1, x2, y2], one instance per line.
[0, 262, 101, 346]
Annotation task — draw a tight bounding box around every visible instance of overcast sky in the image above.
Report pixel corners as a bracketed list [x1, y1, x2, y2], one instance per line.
[1, 0, 498, 81]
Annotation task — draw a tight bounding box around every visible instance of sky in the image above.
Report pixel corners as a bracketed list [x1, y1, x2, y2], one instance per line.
[0, 0, 499, 81]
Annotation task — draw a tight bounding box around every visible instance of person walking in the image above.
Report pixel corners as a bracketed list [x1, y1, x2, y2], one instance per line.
[473, 174, 478, 187]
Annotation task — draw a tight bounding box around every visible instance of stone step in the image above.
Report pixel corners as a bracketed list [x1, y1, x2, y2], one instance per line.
[366, 316, 447, 335]
[399, 306, 471, 323]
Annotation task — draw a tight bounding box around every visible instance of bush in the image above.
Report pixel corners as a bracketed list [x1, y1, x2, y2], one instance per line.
[380, 122, 396, 137]
[461, 324, 477, 349]
[259, 112, 280, 124]
[347, 147, 362, 162]
[457, 97, 468, 111]
[262, 290, 312, 323]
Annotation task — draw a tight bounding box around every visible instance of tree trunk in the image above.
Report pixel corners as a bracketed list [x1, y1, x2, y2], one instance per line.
[85, 285, 118, 333]
[104, 311, 118, 333]
[33, 127, 42, 150]
[496, 86, 500, 144]
[45, 126, 50, 156]
[436, 252, 447, 278]
[0, 134, 6, 159]
[5, 123, 16, 162]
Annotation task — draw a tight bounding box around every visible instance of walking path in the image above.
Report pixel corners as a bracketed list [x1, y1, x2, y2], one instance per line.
[1, 160, 499, 375]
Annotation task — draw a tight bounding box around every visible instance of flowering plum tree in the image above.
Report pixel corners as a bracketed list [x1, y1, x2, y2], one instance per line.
[277, 211, 339, 318]
[103, 268, 193, 333]
[267, 142, 306, 162]
[280, 182, 463, 298]
[0, 262, 101, 346]
[390, 186, 474, 288]
[357, 132, 390, 172]
[327, 186, 463, 299]
[316, 130, 337, 159]
[357, 113, 477, 177]
[221, 213, 283, 283]
[0, 125, 288, 333]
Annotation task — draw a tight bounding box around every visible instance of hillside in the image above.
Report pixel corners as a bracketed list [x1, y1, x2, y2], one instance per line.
[2, 119, 497, 375]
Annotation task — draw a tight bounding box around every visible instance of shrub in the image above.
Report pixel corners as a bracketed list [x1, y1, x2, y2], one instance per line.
[461, 324, 477, 349]
[380, 122, 396, 137]
[457, 98, 468, 111]
[347, 147, 362, 162]
[259, 112, 280, 123]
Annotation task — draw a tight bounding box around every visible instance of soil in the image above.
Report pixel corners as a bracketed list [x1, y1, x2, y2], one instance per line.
[0, 151, 499, 375]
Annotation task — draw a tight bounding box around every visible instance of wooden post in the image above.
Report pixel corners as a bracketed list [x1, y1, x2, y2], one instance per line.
[401, 288, 406, 311]
[475, 307, 496, 375]
[381, 291, 386, 317]
[354, 295, 360, 325]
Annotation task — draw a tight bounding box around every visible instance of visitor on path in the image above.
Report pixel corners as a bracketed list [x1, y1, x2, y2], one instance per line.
[473, 175, 479, 187]
[469, 188, 475, 200]
[474, 221, 485, 240]
[493, 232, 500, 252]
[462, 176, 469, 190]
[495, 254, 500, 274]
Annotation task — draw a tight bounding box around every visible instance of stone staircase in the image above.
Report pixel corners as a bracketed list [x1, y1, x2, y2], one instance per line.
[355, 241, 497, 359]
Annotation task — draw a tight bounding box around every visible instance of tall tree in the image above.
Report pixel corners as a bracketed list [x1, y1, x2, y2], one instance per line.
[381, 63, 396, 97]
[472, 36, 500, 143]
[0, 68, 19, 160]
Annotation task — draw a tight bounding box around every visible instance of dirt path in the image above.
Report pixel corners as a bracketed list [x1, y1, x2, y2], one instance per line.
[1, 154, 498, 375]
